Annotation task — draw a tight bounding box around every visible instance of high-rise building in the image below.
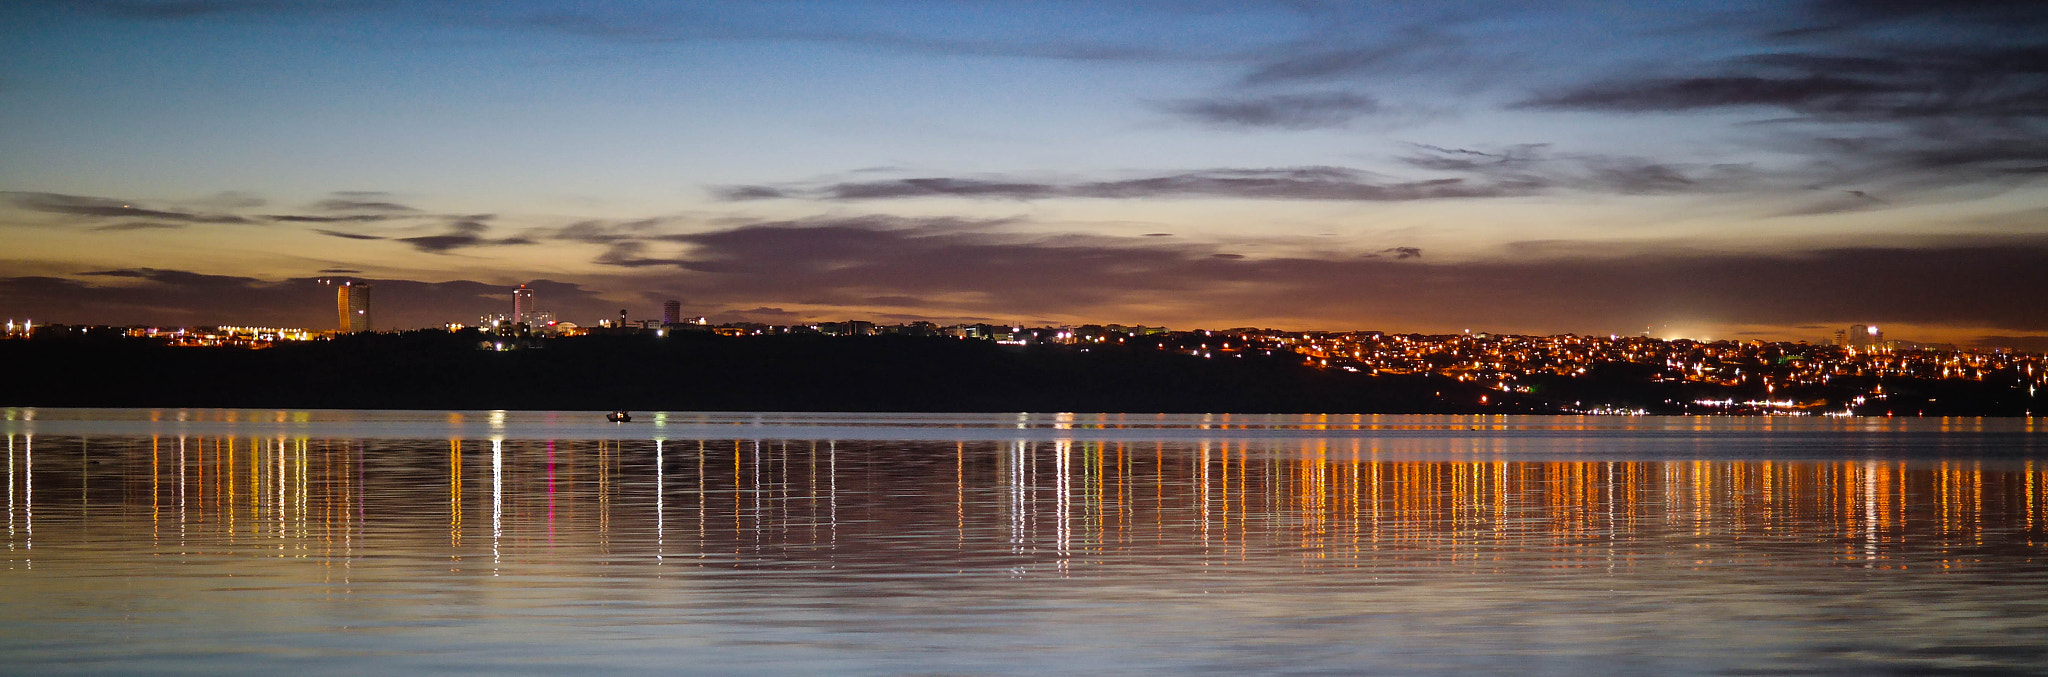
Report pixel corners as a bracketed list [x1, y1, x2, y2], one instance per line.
[662, 300, 681, 325]
[336, 282, 371, 333]
[513, 285, 534, 323]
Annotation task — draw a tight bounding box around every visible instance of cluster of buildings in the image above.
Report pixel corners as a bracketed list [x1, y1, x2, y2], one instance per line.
[8, 278, 2044, 414]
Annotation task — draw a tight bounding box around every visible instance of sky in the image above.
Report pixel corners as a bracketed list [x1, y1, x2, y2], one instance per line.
[2, 0, 2045, 348]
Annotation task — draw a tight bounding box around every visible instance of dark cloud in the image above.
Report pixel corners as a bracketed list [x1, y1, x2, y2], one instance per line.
[547, 218, 673, 244]
[1521, 76, 1898, 114]
[592, 241, 680, 268]
[1518, 17, 2048, 122]
[80, 268, 261, 288]
[1238, 31, 1469, 87]
[313, 229, 385, 240]
[1973, 335, 2048, 353]
[0, 270, 608, 330]
[5, 191, 251, 223]
[1798, 0, 2048, 29]
[1776, 190, 1890, 217]
[726, 152, 1776, 206]
[565, 218, 2048, 334]
[1398, 145, 1767, 197]
[722, 306, 804, 324]
[265, 214, 397, 223]
[731, 167, 1547, 203]
[397, 219, 530, 253]
[1397, 144, 1543, 172]
[319, 268, 361, 274]
[829, 178, 1062, 200]
[1160, 92, 1380, 129]
[90, 221, 186, 232]
[712, 185, 786, 201]
[13, 222, 2048, 335]
[1506, 2, 2048, 204]
[314, 198, 418, 213]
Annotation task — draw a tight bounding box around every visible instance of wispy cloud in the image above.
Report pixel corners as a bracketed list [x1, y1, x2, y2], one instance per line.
[5, 191, 252, 224]
[313, 228, 385, 240]
[724, 153, 1766, 205]
[313, 197, 418, 213]
[265, 214, 399, 223]
[725, 167, 1547, 203]
[89, 221, 187, 231]
[1158, 92, 1380, 129]
[397, 219, 534, 253]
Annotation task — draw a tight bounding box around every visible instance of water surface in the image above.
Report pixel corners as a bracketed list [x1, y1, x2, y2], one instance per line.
[2, 410, 2045, 674]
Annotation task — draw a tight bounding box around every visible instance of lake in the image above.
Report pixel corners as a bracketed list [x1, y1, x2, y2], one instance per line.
[2, 409, 2045, 674]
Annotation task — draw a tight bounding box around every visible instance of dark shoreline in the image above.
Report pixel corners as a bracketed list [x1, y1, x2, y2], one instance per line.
[3, 331, 2038, 416]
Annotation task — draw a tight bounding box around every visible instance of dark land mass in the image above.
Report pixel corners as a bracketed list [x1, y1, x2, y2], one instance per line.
[1, 330, 2040, 416]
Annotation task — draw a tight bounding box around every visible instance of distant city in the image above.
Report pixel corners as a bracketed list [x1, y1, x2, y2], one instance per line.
[5, 280, 2044, 417]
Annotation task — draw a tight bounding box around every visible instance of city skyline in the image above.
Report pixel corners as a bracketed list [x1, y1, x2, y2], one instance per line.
[3, 1, 2046, 348]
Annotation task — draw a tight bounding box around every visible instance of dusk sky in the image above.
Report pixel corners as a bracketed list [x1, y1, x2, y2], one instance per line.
[3, 1, 2044, 347]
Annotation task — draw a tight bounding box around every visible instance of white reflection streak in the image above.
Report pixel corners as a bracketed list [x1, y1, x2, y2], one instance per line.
[7, 434, 14, 551]
[277, 438, 288, 550]
[492, 437, 503, 572]
[1056, 439, 1071, 575]
[177, 437, 186, 552]
[296, 439, 307, 553]
[1606, 460, 1617, 575]
[829, 440, 838, 546]
[1198, 440, 1210, 555]
[21, 434, 29, 562]
[1009, 440, 1025, 556]
[1864, 459, 1878, 566]
[752, 439, 762, 546]
[697, 441, 707, 546]
[655, 439, 664, 566]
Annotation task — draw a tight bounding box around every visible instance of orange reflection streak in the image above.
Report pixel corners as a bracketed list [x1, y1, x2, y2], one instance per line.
[29, 437, 2048, 579]
[150, 436, 159, 548]
[450, 439, 463, 553]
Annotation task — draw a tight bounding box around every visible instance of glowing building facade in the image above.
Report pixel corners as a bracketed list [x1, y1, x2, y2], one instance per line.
[336, 282, 371, 333]
[513, 285, 534, 324]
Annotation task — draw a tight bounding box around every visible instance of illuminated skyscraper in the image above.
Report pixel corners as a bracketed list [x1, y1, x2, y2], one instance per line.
[336, 282, 371, 333]
[513, 285, 534, 323]
[662, 299, 681, 325]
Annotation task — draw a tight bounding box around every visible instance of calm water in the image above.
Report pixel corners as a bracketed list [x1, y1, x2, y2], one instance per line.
[2, 410, 2046, 675]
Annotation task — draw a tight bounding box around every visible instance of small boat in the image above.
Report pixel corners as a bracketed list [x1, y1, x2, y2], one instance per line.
[607, 410, 632, 423]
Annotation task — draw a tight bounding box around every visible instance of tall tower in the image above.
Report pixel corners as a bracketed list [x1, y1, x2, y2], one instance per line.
[336, 282, 371, 333]
[662, 299, 681, 325]
[513, 285, 534, 323]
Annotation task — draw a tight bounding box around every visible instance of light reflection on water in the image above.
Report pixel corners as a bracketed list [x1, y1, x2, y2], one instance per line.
[0, 415, 2045, 674]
